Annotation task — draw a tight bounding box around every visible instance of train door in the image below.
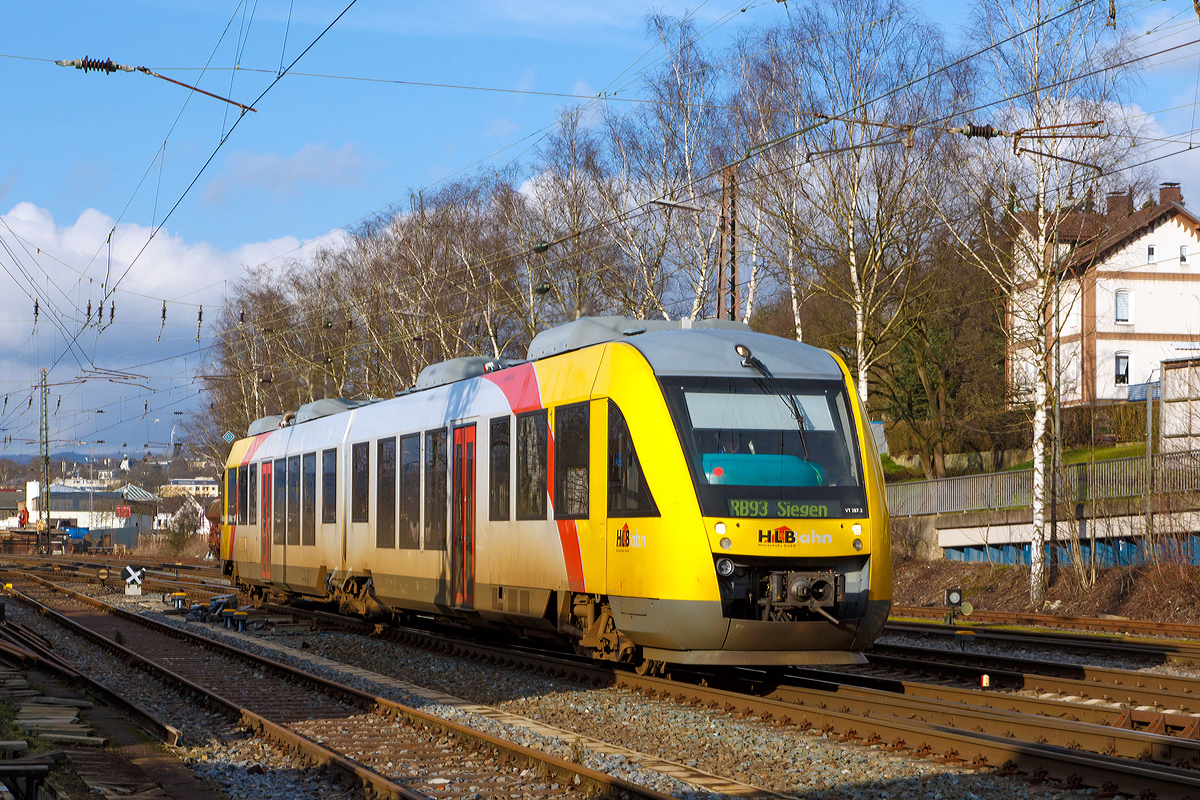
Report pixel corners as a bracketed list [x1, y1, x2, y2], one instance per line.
[451, 423, 476, 608]
[260, 461, 272, 580]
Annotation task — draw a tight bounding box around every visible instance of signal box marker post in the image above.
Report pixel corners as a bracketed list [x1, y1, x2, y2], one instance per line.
[121, 565, 145, 596]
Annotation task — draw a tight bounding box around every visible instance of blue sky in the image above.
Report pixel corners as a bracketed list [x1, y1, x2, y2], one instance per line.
[1, 0, 1197, 458]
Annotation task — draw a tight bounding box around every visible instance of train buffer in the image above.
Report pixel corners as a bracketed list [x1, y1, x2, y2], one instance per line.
[220, 609, 250, 632]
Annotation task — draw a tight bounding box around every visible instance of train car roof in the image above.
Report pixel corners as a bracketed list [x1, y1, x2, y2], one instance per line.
[528, 315, 843, 381]
[628, 327, 844, 381]
[243, 316, 844, 438]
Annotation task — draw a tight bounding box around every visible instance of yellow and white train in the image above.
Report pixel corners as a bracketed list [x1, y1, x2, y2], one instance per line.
[221, 316, 891, 669]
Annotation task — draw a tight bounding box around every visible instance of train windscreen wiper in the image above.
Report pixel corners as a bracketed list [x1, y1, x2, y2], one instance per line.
[735, 344, 810, 461]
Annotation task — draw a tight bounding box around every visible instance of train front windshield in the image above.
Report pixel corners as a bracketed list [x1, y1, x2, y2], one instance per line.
[662, 377, 868, 519]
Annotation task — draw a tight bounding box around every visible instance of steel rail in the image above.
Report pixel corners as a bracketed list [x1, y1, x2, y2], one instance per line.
[268, 601, 1200, 797]
[0, 620, 183, 746]
[892, 605, 1200, 639]
[5, 573, 674, 800]
[888, 620, 1200, 663]
[873, 641, 1200, 700]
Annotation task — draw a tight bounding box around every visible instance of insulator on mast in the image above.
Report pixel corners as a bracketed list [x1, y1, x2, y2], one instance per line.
[55, 56, 135, 74]
[86, 300, 92, 324]
[196, 306, 203, 340]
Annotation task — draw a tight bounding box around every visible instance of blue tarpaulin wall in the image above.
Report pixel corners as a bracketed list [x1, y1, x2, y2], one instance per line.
[944, 536, 1200, 567]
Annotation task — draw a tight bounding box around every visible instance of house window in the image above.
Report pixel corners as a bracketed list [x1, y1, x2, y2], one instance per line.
[1147, 244, 1156, 263]
[1115, 353, 1130, 385]
[1114, 289, 1132, 324]
[1182, 245, 1190, 265]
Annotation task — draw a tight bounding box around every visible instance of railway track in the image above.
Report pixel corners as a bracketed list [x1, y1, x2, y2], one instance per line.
[888, 618, 1200, 665]
[14, 554, 1200, 794]
[893, 603, 1200, 638]
[260, 600, 1200, 797]
[0, 572, 675, 800]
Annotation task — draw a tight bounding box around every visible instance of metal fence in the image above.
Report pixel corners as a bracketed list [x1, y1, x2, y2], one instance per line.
[887, 449, 1200, 517]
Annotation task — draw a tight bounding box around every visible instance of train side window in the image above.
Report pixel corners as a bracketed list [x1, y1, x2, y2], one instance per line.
[399, 435, 420, 549]
[302, 452, 317, 546]
[554, 404, 589, 519]
[321, 449, 337, 523]
[248, 465, 258, 525]
[351, 442, 369, 523]
[377, 438, 397, 548]
[424, 429, 448, 550]
[273, 458, 286, 545]
[608, 401, 659, 516]
[237, 465, 248, 525]
[286, 455, 301, 545]
[489, 416, 510, 521]
[516, 410, 547, 519]
[224, 468, 235, 525]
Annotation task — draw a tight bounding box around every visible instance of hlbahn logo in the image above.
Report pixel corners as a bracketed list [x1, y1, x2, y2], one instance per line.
[759, 526, 832, 545]
[616, 523, 646, 549]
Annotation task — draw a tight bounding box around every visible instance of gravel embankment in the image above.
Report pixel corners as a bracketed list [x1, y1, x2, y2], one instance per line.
[78, 587, 1096, 800]
[6, 596, 363, 800]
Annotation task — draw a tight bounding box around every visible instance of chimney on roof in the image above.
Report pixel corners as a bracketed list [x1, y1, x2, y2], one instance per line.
[1160, 182, 1183, 205]
[1106, 191, 1133, 218]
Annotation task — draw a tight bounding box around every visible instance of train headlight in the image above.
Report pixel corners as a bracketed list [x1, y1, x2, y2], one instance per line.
[853, 538, 863, 551]
[719, 537, 732, 551]
[715, 522, 726, 535]
[852, 523, 862, 536]
[734, 344, 752, 358]
[716, 558, 735, 577]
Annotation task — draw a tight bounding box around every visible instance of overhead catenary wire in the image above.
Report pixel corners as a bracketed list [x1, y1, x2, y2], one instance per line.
[4, 0, 1195, 448]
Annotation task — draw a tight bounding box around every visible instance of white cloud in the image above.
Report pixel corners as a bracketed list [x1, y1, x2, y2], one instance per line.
[572, 80, 596, 98]
[0, 169, 15, 204]
[0, 202, 346, 450]
[516, 67, 536, 93]
[485, 118, 520, 139]
[200, 142, 374, 205]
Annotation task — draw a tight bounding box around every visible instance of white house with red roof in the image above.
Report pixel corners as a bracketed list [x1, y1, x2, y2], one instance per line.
[1008, 183, 1200, 406]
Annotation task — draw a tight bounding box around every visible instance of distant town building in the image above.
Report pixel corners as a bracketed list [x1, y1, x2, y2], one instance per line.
[159, 477, 220, 499]
[1007, 182, 1200, 405]
[20, 481, 158, 534]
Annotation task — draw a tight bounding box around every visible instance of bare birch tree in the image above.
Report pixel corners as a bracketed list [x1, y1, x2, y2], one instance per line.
[944, 0, 1146, 606]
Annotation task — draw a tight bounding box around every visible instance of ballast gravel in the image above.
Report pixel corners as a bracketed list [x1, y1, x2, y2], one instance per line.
[74, 587, 1095, 800]
[3, 595, 366, 800]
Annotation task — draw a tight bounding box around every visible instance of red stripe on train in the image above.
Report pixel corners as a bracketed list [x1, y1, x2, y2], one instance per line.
[484, 364, 542, 414]
[485, 364, 586, 592]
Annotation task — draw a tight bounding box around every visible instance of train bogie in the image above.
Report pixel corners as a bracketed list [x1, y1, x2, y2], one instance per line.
[221, 316, 891, 667]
